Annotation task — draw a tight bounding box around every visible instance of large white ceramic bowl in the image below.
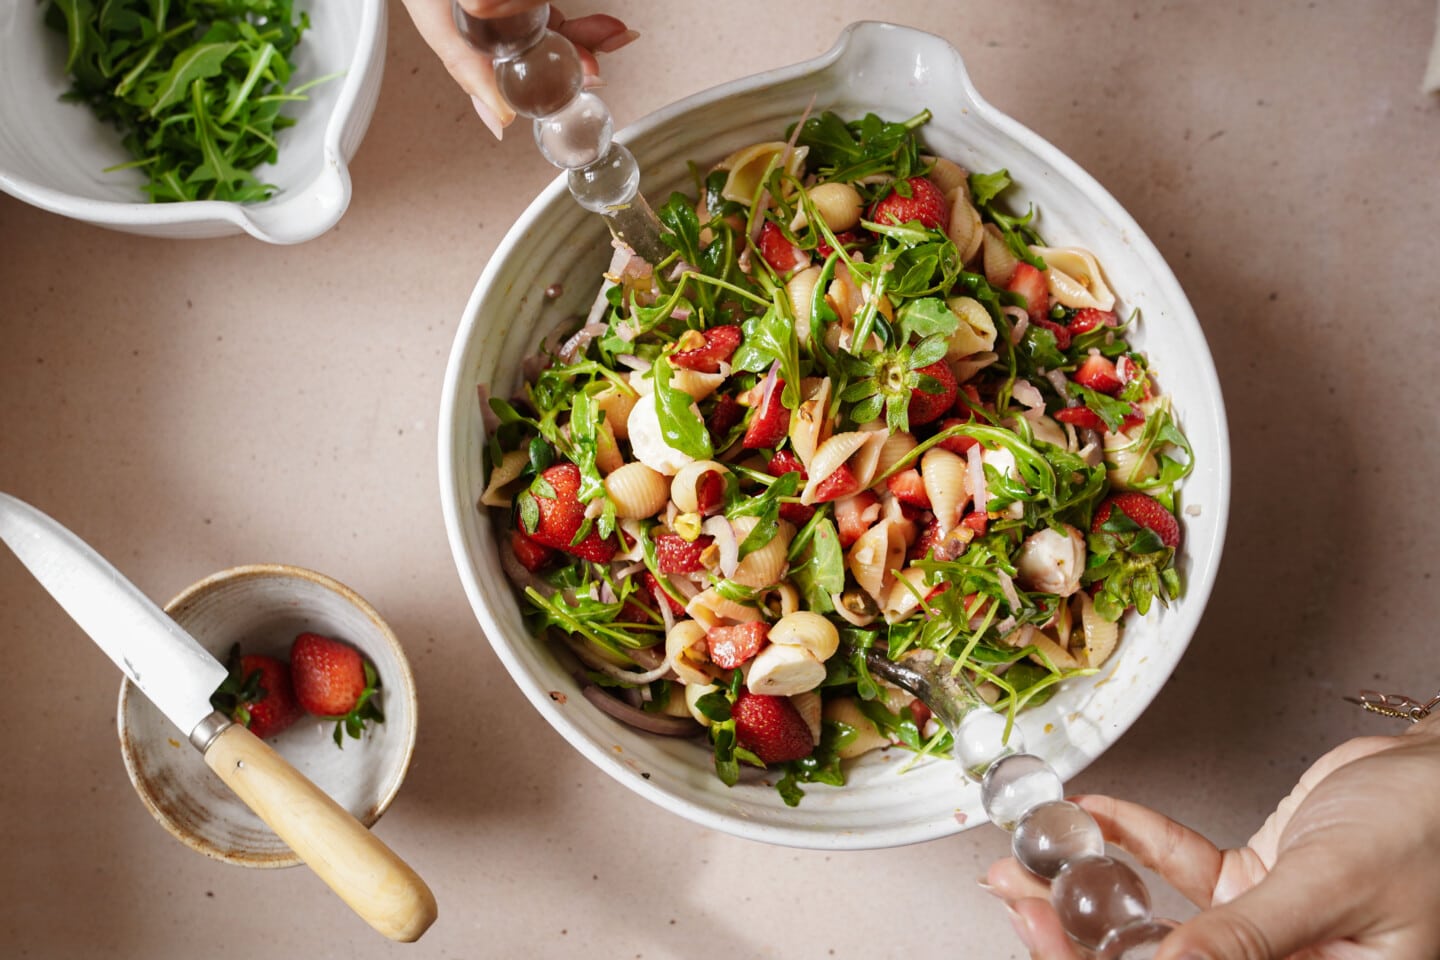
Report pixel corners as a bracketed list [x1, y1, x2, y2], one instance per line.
[439, 22, 1230, 849]
[0, 0, 385, 243]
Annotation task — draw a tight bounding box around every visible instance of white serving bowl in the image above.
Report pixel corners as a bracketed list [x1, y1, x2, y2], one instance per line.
[0, 0, 385, 243]
[439, 22, 1230, 849]
[118, 564, 418, 867]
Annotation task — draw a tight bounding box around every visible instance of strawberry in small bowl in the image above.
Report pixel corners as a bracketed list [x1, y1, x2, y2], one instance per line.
[118, 564, 417, 867]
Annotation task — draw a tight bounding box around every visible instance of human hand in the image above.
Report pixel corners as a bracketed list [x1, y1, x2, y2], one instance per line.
[985, 716, 1440, 959]
[398, 0, 637, 138]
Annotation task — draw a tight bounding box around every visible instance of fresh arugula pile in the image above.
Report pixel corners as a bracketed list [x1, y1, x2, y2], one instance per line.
[43, 0, 321, 202]
[483, 110, 1193, 806]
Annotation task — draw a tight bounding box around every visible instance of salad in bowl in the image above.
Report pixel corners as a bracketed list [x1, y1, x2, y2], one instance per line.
[439, 22, 1228, 849]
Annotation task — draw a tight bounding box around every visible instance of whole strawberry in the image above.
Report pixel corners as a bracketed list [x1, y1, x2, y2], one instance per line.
[732, 691, 814, 764]
[290, 632, 384, 747]
[210, 648, 304, 739]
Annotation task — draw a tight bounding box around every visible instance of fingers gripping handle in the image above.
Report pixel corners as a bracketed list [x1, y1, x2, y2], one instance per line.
[203, 723, 438, 942]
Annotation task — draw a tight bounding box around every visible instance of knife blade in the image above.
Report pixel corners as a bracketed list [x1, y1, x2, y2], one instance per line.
[0, 492, 437, 942]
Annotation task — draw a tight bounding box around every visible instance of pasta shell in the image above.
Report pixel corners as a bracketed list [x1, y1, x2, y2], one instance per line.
[604, 461, 670, 519]
[1032, 246, 1116, 311]
[790, 690, 823, 744]
[945, 296, 998, 359]
[480, 449, 529, 508]
[684, 681, 720, 726]
[1103, 426, 1160, 489]
[849, 425, 891, 491]
[847, 519, 907, 603]
[594, 387, 638, 439]
[729, 517, 794, 589]
[790, 182, 863, 233]
[981, 223, 1018, 286]
[670, 460, 731, 514]
[873, 430, 918, 481]
[685, 587, 764, 629]
[785, 266, 824, 342]
[1075, 590, 1119, 668]
[595, 420, 624, 474]
[952, 351, 999, 384]
[945, 189, 984, 263]
[746, 643, 826, 697]
[800, 431, 873, 504]
[1008, 624, 1080, 671]
[788, 377, 832, 468]
[823, 696, 891, 759]
[882, 566, 931, 623]
[921, 447, 969, 533]
[718, 141, 809, 205]
[1015, 524, 1086, 597]
[768, 610, 840, 660]
[666, 620, 713, 686]
[630, 367, 725, 401]
[924, 155, 970, 200]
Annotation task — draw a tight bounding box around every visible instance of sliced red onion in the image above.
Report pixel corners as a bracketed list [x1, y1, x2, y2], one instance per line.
[668, 574, 701, 600]
[598, 581, 618, 605]
[653, 583, 677, 633]
[581, 685, 699, 737]
[559, 322, 608, 364]
[615, 561, 647, 579]
[616, 353, 651, 372]
[702, 515, 739, 578]
[1044, 368, 1070, 400]
[1004, 306, 1029, 344]
[759, 361, 780, 410]
[1012, 378, 1045, 413]
[997, 569, 1021, 613]
[562, 635, 671, 685]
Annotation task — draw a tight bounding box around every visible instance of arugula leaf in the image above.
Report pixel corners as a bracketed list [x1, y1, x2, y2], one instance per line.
[650, 356, 714, 460]
[896, 296, 961, 342]
[789, 517, 844, 614]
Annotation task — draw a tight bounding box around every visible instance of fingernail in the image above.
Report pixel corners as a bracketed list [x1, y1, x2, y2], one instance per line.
[976, 878, 997, 896]
[594, 28, 640, 54]
[581, 73, 608, 90]
[471, 94, 505, 140]
[1005, 905, 1035, 951]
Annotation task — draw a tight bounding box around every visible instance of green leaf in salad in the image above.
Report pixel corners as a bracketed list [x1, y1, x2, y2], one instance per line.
[650, 356, 714, 460]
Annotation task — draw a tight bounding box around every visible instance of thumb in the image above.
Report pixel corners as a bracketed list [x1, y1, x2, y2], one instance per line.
[1156, 856, 1350, 960]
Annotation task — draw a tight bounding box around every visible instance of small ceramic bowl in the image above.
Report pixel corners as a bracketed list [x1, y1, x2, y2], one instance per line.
[439, 22, 1230, 849]
[0, 0, 385, 243]
[118, 564, 417, 867]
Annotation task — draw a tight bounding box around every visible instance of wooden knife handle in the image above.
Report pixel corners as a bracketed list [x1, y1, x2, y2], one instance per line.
[203, 722, 438, 942]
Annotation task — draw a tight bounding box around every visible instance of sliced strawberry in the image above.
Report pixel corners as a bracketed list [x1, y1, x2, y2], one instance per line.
[757, 221, 810, 275]
[672, 325, 742, 373]
[908, 361, 957, 426]
[961, 511, 989, 536]
[708, 393, 744, 436]
[520, 463, 617, 562]
[732, 691, 814, 764]
[1007, 262, 1050, 323]
[509, 528, 556, 572]
[1093, 492, 1181, 549]
[1068, 307, 1117, 336]
[695, 469, 727, 514]
[1033, 318, 1071, 351]
[834, 489, 880, 546]
[871, 176, 948, 231]
[886, 469, 931, 509]
[706, 622, 769, 670]
[1073, 353, 1124, 395]
[742, 379, 790, 449]
[642, 571, 687, 617]
[766, 449, 809, 481]
[813, 463, 862, 504]
[907, 698, 932, 733]
[766, 449, 814, 525]
[911, 517, 941, 560]
[817, 227, 868, 258]
[1052, 406, 1107, 432]
[654, 533, 713, 573]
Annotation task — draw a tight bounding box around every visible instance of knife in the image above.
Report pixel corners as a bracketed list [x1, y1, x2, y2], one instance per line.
[0, 492, 437, 942]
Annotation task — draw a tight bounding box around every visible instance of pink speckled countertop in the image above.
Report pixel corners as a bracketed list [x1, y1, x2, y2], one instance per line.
[2, 1, 1438, 956]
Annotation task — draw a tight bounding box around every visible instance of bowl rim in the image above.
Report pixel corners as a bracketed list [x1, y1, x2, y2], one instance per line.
[438, 20, 1231, 848]
[0, 0, 385, 243]
[116, 562, 419, 868]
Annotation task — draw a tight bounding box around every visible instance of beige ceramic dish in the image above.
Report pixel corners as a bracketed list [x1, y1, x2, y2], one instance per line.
[118, 564, 417, 867]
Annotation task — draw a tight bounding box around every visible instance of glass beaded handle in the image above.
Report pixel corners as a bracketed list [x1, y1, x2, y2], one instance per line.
[859, 648, 1180, 959]
[452, 3, 669, 263]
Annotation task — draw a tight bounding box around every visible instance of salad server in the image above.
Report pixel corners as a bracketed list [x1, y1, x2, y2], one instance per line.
[0, 492, 437, 943]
